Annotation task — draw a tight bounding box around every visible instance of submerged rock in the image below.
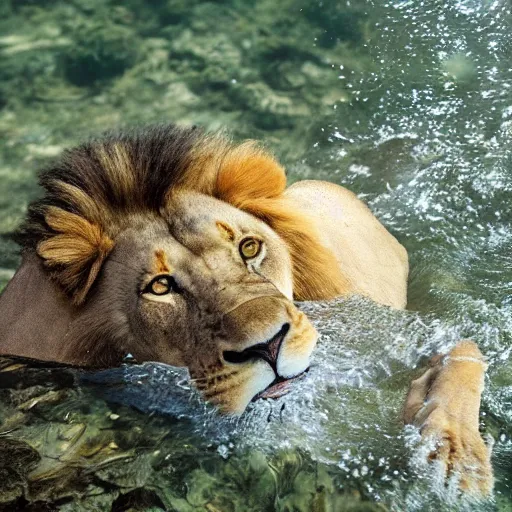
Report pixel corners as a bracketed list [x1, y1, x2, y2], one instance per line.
[63, 23, 139, 86]
[0, 438, 40, 504]
[232, 82, 310, 130]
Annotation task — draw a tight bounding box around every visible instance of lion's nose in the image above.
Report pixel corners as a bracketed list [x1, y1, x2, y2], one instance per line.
[222, 323, 290, 372]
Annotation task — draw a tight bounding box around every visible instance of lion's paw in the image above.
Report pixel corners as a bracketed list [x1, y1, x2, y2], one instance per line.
[404, 341, 494, 495]
[421, 409, 494, 495]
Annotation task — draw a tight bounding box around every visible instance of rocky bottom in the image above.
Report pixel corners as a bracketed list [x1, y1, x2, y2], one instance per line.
[0, 356, 386, 512]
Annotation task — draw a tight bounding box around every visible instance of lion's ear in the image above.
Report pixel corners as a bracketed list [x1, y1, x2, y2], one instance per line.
[215, 142, 287, 205]
[37, 207, 114, 305]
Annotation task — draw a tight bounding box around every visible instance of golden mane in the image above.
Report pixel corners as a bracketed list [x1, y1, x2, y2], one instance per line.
[214, 143, 349, 300]
[18, 124, 347, 304]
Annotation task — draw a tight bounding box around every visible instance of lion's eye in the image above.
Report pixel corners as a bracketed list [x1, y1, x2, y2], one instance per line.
[239, 237, 262, 260]
[143, 275, 180, 295]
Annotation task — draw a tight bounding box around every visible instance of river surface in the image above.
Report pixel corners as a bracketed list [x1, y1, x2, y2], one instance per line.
[0, 0, 511, 510]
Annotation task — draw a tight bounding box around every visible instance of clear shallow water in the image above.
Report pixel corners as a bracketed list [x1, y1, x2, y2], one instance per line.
[0, 0, 511, 510]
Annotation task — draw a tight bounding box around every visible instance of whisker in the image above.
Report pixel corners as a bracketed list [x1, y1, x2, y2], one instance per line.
[203, 388, 226, 399]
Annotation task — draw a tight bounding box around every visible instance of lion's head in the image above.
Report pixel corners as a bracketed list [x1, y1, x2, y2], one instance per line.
[5, 125, 348, 413]
[62, 192, 318, 412]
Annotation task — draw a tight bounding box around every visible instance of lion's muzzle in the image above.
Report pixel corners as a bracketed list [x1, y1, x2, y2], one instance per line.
[196, 296, 318, 414]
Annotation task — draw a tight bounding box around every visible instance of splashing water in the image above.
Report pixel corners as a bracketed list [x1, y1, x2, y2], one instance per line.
[299, 0, 512, 507]
[87, 294, 508, 510]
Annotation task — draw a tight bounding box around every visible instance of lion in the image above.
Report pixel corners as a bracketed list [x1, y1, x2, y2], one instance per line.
[0, 124, 493, 494]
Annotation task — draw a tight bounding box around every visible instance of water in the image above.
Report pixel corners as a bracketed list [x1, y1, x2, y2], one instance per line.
[0, 0, 511, 510]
